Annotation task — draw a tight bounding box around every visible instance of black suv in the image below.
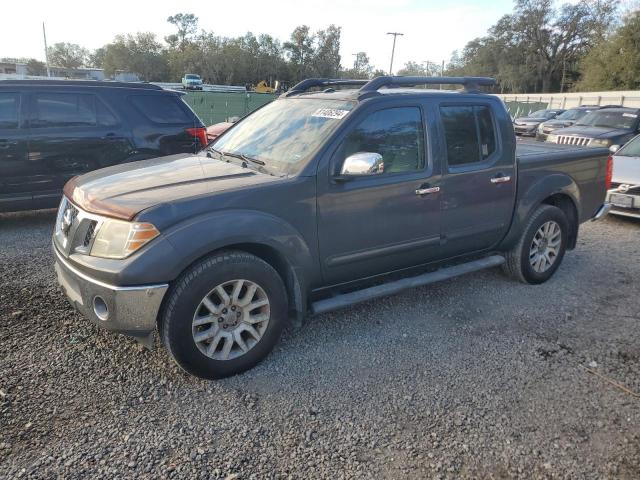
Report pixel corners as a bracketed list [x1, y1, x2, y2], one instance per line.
[545, 107, 640, 148]
[0, 80, 206, 212]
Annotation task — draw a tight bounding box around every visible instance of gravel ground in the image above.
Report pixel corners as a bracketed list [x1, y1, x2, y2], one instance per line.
[1, 209, 639, 479]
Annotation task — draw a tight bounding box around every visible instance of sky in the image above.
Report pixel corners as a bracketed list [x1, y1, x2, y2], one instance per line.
[1, 0, 516, 73]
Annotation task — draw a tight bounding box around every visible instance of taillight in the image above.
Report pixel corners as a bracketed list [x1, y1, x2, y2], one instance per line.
[186, 127, 208, 148]
[605, 154, 613, 190]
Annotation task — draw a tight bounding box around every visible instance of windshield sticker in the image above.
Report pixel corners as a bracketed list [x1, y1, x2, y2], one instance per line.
[312, 108, 350, 119]
[622, 113, 638, 118]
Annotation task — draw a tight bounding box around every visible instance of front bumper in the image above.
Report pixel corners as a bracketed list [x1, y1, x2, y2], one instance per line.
[514, 125, 538, 136]
[605, 191, 640, 219]
[54, 246, 168, 342]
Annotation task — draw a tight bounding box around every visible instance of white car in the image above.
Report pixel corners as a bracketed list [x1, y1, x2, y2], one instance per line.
[182, 74, 203, 90]
[606, 135, 640, 219]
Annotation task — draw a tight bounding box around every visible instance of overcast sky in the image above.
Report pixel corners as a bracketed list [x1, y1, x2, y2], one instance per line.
[2, 0, 516, 72]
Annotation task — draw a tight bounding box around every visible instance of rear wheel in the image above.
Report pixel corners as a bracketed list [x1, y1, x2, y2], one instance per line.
[503, 204, 569, 284]
[161, 251, 287, 379]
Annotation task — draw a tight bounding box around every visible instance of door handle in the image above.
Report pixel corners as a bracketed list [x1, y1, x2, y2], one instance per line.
[490, 174, 511, 184]
[0, 140, 11, 149]
[415, 186, 440, 195]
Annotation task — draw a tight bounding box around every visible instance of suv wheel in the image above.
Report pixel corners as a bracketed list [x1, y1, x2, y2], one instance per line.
[161, 251, 287, 379]
[503, 204, 569, 284]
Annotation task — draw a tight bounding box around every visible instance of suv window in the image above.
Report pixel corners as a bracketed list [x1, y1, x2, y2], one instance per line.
[130, 95, 191, 124]
[31, 93, 97, 128]
[0, 93, 19, 129]
[440, 105, 497, 167]
[341, 107, 425, 174]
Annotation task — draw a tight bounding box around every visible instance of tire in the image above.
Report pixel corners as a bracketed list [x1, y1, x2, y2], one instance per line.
[502, 204, 569, 284]
[161, 250, 288, 379]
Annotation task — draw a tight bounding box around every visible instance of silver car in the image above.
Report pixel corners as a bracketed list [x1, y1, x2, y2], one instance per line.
[607, 135, 640, 219]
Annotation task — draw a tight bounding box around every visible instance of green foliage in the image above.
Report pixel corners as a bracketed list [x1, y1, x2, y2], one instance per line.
[577, 11, 640, 90]
[26, 59, 47, 76]
[450, 0, 619, 93]
[47, 42, 89, 69]
[102, 33, 169, 82]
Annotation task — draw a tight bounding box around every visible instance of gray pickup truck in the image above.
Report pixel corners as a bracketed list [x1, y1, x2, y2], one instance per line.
[53, 76, 612, 379]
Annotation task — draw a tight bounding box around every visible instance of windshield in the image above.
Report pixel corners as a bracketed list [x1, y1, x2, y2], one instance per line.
[617, 134, 640, 157]
[528, 110, 554, 119]
[555, 109, 590, 121]
[185, 74, 200, 79]
[576, 111, 638, 129]
[211, 98, 355, 175]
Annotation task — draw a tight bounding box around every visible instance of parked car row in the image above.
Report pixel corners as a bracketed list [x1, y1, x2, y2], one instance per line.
[0, 80, 207, 212]
[514, 105, 640, 148]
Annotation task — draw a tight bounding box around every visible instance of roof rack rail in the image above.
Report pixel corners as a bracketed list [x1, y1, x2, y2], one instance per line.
[284, 78, 369, 97]
[358, 76, 496, 97]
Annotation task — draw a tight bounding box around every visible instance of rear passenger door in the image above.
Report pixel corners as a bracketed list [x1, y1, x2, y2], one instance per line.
[27, 91, 132, 205]
[438, 103, 516, 258]
[0, 91, 31, 209]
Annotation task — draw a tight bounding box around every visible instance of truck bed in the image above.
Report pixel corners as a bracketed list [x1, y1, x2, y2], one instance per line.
[515, 139, 609, 222]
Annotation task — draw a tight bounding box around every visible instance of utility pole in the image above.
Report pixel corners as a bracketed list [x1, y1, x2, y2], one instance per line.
[43, 22, 51, 77]
[386, 32, 404, 75]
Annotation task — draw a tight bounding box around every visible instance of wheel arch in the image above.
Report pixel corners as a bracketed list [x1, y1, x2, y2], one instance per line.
[499, 173, 581, 251]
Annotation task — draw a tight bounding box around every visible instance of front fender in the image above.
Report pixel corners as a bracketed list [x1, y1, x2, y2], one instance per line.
[499, 173, 580, 251]
[159, 209, 316, 283]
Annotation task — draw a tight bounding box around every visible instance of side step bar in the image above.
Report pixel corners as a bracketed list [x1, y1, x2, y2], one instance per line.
[310, 255, 505, 316]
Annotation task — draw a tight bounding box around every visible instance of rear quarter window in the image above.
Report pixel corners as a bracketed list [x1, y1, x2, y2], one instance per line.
[130, 95, 192, 124]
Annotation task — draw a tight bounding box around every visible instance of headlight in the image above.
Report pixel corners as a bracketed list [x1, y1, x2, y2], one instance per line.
[538, 124, 545, 132]
[546, 134, 558, 143]
[90, 219, 160, 259]
[590, 138, 612, 147]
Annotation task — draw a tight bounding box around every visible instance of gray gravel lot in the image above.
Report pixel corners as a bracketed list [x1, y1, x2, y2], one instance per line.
[1, 209, 639, 479]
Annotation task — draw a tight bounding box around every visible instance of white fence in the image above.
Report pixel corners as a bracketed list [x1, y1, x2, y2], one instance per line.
[496, 90, 640, 108]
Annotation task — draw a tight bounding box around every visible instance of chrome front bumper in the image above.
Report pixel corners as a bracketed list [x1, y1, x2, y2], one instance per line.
[54, 247, 168, 343]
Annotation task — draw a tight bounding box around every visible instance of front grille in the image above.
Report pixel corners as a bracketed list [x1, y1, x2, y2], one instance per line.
[555, 135, 591, 146]
[54, 198, 103, 256]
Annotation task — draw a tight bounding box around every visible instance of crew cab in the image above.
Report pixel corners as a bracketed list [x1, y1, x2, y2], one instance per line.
[53, 76, 612, 379]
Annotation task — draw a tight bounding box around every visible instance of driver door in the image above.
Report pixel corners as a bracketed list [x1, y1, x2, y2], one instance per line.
[316, 104, 442, 285]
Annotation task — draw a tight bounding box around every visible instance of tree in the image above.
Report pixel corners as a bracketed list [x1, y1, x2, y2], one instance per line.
[283, 25, 315, 81]
[26, 59, 47, 76]
[102, 33, 169, 81]
[342, 51, 373, 79]
[47, 42, 88, 69]
[166, 13, 198, 49]
[577, 10, 640, 90]
[451, 0, 619, 93]
[397, 61, 442, 76]
[313, 25, 341, 77]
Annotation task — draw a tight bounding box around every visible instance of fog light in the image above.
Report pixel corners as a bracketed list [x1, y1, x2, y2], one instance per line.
[93, 296, 109, 321]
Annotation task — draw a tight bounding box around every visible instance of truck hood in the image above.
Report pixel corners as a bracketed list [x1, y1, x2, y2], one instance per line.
[514, 117, 545, 124]
[553, 125, 626, 139]
[65, 153, 280, 220]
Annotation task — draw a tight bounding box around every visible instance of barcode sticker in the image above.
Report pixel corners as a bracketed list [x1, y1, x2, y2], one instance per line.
[312, 108, 350, 119]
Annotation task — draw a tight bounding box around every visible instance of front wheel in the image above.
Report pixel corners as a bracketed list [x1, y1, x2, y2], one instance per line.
[503, 204, 569, 284]
[161, 251, 288, 379]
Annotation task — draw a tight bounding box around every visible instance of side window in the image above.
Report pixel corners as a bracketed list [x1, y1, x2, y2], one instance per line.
[476, 106, 496, 160]
[31, 93, 97, 128]
[341, 107, 425, 174]
[440, 105, 497, 167]
[96, 97, 119, 127]
[0, 93, 20, 129]
[130, 95, 191, 124]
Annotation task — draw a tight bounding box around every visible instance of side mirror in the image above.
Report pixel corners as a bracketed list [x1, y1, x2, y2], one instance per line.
[609, 145, 620, 154]
[339, 152, 384, 176]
